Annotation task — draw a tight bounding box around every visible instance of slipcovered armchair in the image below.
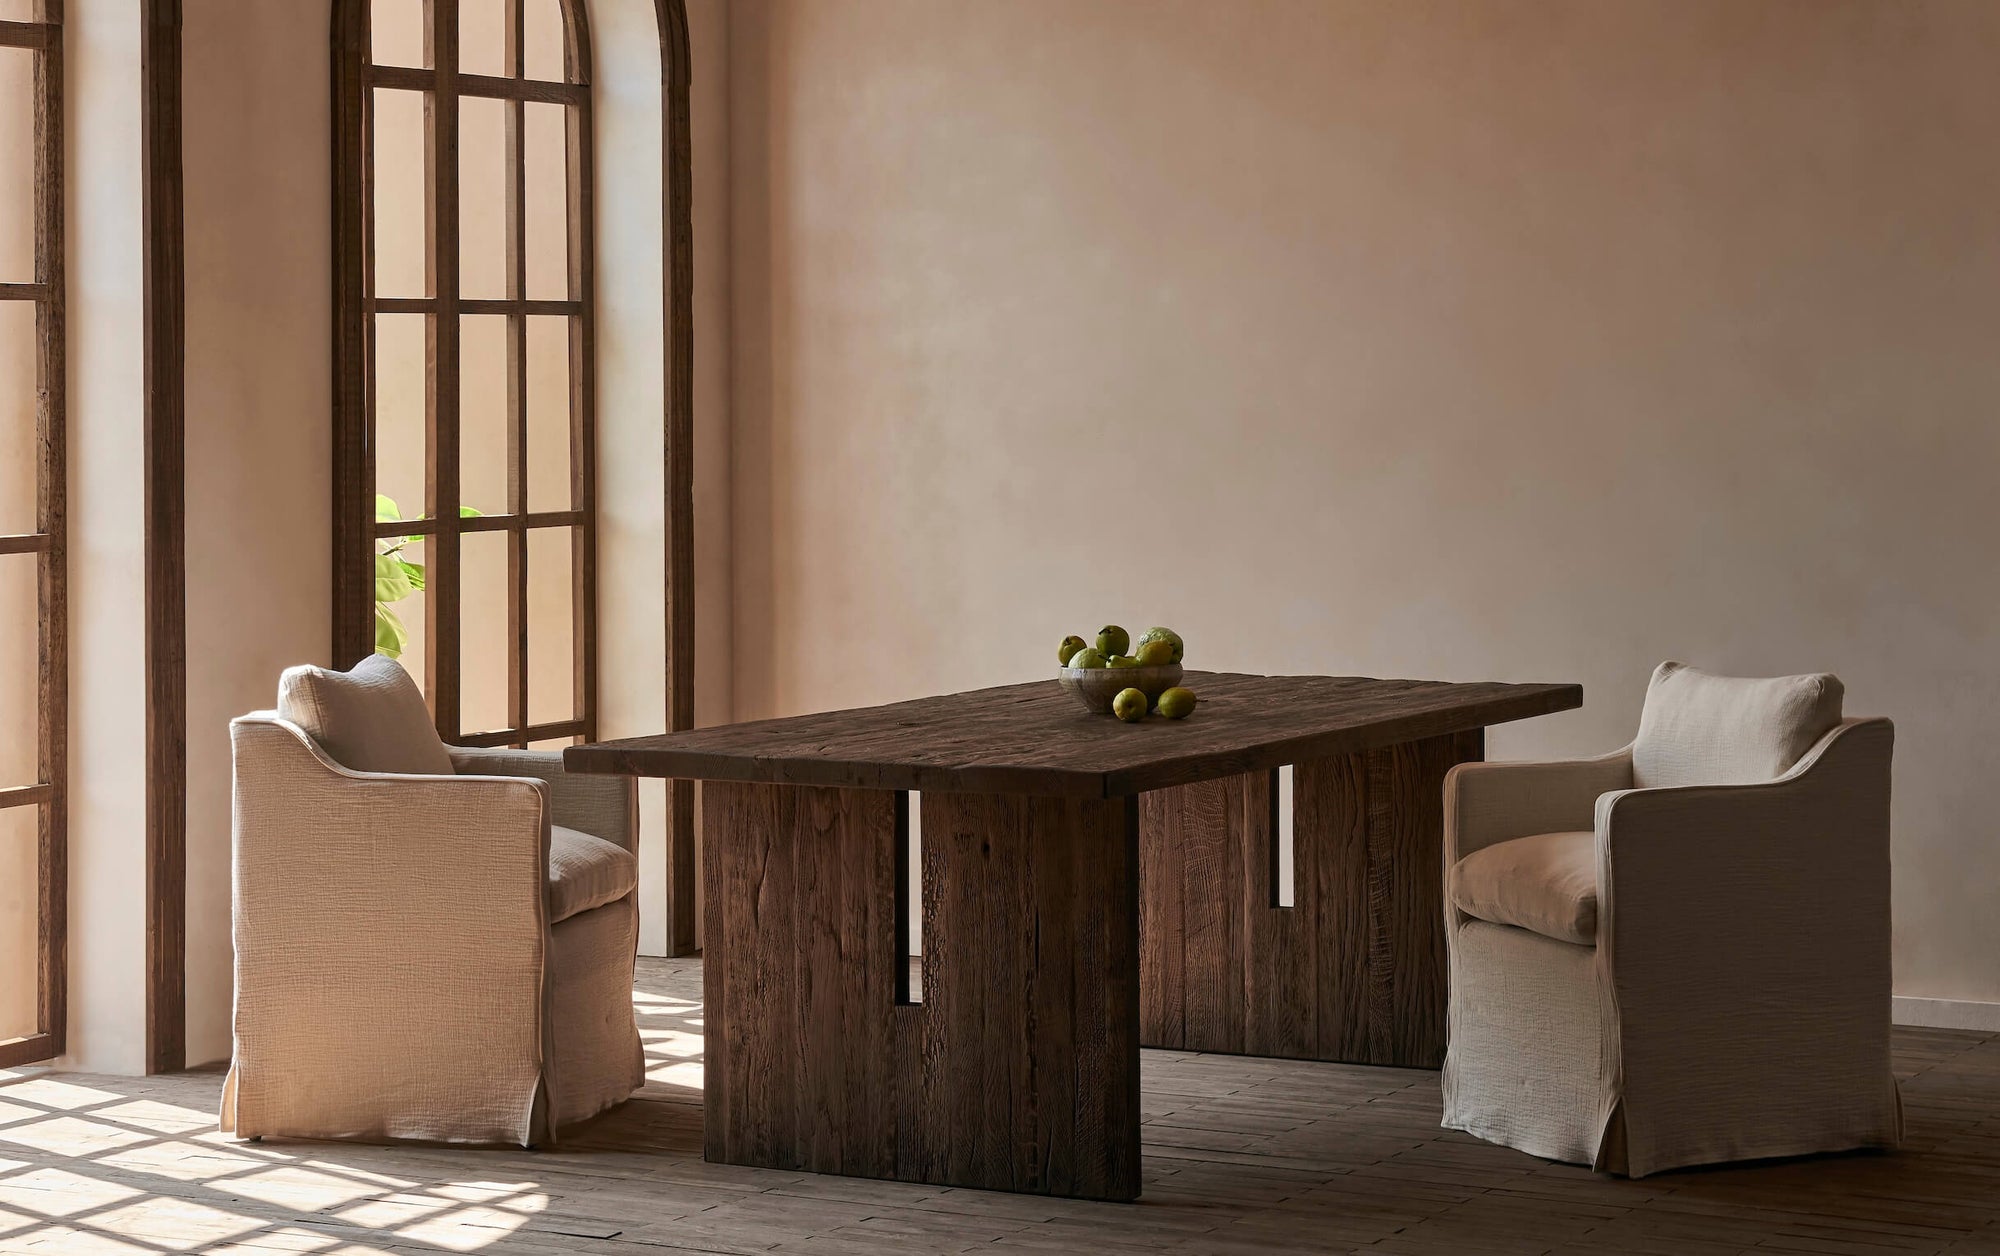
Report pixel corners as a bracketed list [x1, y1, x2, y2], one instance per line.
[1441, 662, 1901, 1177]
[220, 655, 644, 1147]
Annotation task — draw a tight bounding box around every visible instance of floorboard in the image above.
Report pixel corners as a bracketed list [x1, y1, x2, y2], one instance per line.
[0, 957, 1993, 1254]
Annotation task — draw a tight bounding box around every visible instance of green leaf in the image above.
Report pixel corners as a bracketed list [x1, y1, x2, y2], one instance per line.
[375, 551, 415, 603]
[401, 558, 425, 591]
[460, 504, 484, 518]
[376, 494, 403, 523]
[374, 603, 408, 658]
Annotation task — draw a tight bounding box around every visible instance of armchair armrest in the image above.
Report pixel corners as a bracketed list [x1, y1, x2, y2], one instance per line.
[1596, 717, 1893, 970]
[227, 715, 555, 1144]
[449, 745, 638, 852]
[1444, 747, 1634, 863]
[1593, 719, 1896, 1160]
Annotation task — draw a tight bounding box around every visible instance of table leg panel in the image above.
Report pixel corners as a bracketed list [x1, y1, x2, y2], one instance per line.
[1239, 767, 1315, 1059]
[704, 782, 1140, 1201]
[702, 781, 902, 1179]
[1139, 729, 1483, 1069]
[1307, 728, 1484, 1068]
[1137, 790, 1186, 1049]
[793, 784, 902, 1177]
[1140, 775, 1250, 1054]
[918, 792, 1141, 1199]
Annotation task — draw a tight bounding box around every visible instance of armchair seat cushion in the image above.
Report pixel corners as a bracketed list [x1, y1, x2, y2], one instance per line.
[549, 827, 638, 923]
[1450, 830, 1598, 945]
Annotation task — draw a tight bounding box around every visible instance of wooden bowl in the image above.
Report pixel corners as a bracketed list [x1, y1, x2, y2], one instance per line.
[1058, 663, 1184, 715]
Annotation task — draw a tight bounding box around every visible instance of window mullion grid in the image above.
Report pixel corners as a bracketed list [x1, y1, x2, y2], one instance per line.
[504, 0, 528, 748]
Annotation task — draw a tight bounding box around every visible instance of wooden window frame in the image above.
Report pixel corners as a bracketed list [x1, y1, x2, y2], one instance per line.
[0, 0, 67, 1070]
[332, 0, 600, 750]
[334, 0, 695, 952]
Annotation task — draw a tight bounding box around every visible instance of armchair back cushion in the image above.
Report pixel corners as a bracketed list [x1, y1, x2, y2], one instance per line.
[1632, 661, 1843, 789]
[277, 654, 455, 777]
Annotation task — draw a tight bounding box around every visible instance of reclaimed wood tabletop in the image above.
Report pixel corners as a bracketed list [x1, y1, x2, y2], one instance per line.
[564, 671, 1582, 797]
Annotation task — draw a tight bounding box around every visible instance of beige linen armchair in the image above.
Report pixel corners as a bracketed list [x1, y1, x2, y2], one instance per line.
[219, 655, 644, 1146]
[1441, 662, 1901, 1177]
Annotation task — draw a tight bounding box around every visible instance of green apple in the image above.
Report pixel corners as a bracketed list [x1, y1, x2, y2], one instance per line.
[1096, 624, 1130, 657]
[1112, 688, 1148, 722]
[1058, 634, 1089, 666]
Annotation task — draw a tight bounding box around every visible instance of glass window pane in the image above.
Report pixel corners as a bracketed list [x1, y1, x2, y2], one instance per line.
[459, 0, 509, 78]
[0, 553, 38, 787]
[377, 536, 428, 693]
[460, 530, 511, 736]
[0, 301, 35, 536]
[458, 95, 508, 302]
[522, 0, 566, 83]
[525, 315, 570, 512]
[523, 102, 569, 302]
[371, 0, 426, 70]
[374, 312, 429, 525]
[527, 527, 574, 726]
[460, 314, 510, 517]
[0, 805, 36, 1042]
[371, 87, 428, 299]
[0, 48, 34, 285]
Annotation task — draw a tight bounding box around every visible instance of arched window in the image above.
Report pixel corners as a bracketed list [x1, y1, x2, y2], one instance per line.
[0, 0, 66, 1067]
[331, 0, 598, 749]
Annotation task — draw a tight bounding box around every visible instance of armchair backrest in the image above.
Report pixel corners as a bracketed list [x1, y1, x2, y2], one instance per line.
[1631, 661, 1844, 789]
[276, 654, 454, 776]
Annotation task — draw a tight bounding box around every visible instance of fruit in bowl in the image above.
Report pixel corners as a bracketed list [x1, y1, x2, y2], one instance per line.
[1058, 624, 1196, 718]
[1136, 626, 1183, 664]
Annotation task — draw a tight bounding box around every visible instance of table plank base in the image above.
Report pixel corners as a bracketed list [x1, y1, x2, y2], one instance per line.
[702, 781, 1142, 1201]
[1139, 729, 1483, 1068]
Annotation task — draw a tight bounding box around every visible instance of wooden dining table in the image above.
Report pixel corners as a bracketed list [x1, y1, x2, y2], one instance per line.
[565, 671, 1580, 1201]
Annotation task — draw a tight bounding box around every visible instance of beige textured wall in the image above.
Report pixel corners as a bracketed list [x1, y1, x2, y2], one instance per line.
[181, 0, 334, 1067]
[61, 0, 151, 1073]
[730, 0, 2000, 1004]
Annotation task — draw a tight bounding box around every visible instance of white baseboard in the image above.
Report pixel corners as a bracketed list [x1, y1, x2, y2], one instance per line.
[1893, 996, 2000, 1032]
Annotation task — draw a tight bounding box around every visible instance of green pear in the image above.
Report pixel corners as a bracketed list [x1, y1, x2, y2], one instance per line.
[1136, 627, 1184, 664]
[1112, 688, 1148, 722]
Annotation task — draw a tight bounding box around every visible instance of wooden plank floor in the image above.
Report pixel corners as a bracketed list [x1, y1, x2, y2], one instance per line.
[1, 956, 1996, 1254]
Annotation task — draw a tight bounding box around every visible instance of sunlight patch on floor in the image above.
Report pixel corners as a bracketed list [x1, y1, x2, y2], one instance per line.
[0, 973, 700, 1253]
